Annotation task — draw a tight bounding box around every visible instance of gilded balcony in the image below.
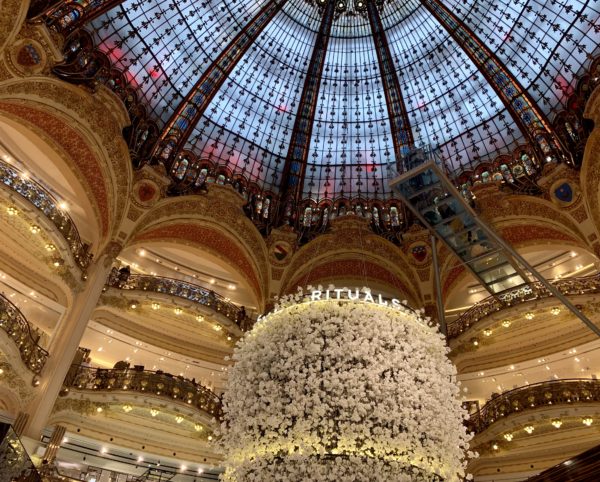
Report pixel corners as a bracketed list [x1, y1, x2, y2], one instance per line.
[62, 365, 223, 420]
[0, 158, 92, 271]
[467, 379, 600, 435]
[105, 271, 253, 331]
[0, 292, 48, 374]
[448, 273, 600, 339]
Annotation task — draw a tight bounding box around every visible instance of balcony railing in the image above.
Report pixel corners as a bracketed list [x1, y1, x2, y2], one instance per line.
[0, 159, 92, 270]
[106, 271, 253, 330]
[0, 423, 42, 482]
[64, 365, 223, 419]
[467, 379, 600, 434]
[0, 292, 48, 374]
[448, 273, 600, 338]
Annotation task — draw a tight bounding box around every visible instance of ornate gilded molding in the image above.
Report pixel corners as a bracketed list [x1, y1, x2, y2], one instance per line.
[0, 157, 93, 270]
[281, 216, 421, 304]
[473, 183, 587, 247]
[0, 77, 133, 242]
[92, 306, 233, 365]
[131, 186, 270, 304]
[581, 87, 600, 240]
[0, 349, 36, 406]
[0, 0, 28, 54]
[0, 197, 78, 296]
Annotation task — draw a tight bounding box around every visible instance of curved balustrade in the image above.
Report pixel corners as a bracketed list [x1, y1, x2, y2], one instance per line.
[0, 159, 92, 270]
[448, 273, 600, 338]
[64, 366, 223, 419]
[106, 272, 253, 330]
[467, 379, 600, 434]
[0, 292, 48, 374]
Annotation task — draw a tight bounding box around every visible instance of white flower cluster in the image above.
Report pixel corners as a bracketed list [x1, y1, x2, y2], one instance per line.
[219, 299, 473, 482]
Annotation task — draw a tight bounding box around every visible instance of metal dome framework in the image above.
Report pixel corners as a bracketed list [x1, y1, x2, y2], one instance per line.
[30, 0, 600, 207]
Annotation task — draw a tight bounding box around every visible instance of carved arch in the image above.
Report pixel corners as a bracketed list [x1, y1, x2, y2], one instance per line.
[0, 77, 133, 250]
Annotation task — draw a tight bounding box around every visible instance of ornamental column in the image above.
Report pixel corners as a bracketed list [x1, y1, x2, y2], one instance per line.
[150, 0, 287, 168]
[23, 241, 122, 440]
[276, 0, 336, 225]
[420, 0, 572, 166]
[365, 0, 414, 163]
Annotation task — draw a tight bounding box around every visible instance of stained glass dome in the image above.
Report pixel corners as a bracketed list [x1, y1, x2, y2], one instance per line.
[61, 0, 600, 201]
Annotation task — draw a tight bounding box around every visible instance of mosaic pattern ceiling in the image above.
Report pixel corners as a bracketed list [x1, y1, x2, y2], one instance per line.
[88, 0, 600, 200]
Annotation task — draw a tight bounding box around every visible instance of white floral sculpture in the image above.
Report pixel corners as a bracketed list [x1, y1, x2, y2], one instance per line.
[219, 288, 473, 481]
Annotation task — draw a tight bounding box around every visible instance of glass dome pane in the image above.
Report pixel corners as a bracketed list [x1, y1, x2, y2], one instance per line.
[85, 0, 600, 197]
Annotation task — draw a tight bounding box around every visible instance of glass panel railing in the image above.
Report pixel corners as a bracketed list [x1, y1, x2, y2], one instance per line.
[0, 423, 41, 482]
[390, 157, 529, 296]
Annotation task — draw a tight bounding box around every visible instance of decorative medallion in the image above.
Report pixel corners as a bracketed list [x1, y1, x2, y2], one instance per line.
[549, 179, 580, 207]
[17, 44, 41, 66]
[8, 39, 47, 75]
[130, 165, 171, 209]
[137, 182, 157, 203]
[269, 241, 292, 264]
[132, 179, 160, 207]
[407, 240, 431, 266]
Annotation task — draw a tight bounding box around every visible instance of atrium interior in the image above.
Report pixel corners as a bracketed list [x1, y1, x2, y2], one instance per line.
[0, 0, 600, 480]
